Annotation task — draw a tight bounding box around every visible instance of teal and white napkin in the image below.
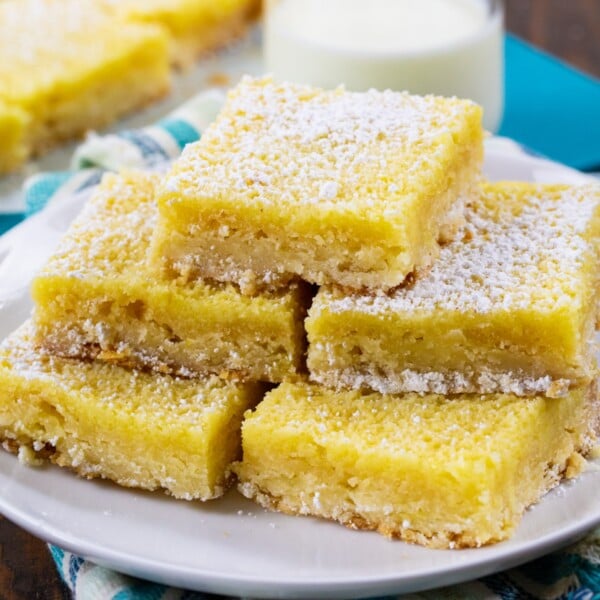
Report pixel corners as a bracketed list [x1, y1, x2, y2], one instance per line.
[70, 89, 225, 171]
[21, 88, 225, 221]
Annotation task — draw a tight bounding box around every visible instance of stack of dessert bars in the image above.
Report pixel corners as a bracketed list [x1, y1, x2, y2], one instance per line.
[1, 76, 599, 548]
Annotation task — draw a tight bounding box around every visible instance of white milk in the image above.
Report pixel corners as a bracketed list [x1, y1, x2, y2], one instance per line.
[264, 0, 504, 131]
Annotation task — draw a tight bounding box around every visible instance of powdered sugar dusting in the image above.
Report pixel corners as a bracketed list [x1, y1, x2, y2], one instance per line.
[162, 76, 479, 213]
[40, 172, 158, 280]
[323, 183, 600, 314]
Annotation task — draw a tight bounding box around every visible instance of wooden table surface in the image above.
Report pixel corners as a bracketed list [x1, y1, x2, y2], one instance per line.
[1, 1, 599, 598]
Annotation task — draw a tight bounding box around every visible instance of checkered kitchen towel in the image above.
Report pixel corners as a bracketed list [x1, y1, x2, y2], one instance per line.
[5, 94, 600, 600]
[21, 88, 225, 219]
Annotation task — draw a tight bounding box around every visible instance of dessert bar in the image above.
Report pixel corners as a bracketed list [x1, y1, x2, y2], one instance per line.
[0, 322, 265, 500]
[104, 0, 260, 68]
[307, 183, 600, 396]
[152, 76, 483, 292]
[0, 101, 28, 175]
[236, 381, 599, 548]
[32, 172, 309, 383]
[0, 0, 169, 171]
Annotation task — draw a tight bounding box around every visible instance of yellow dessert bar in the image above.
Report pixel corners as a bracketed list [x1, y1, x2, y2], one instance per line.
[0, 322, 265, 500]
[236, 381, 599, 548]
[307, 183, 600, 397]
[152, 76, 483, 292]
[32, 172, 309, 383]
[103, 0, 260, 68]
[0, 0, 170, 170]
[0, 101, 29, 175]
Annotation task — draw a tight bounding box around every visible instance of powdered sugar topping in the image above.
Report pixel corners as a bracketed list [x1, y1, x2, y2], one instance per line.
[323, 184, 599, 314]
[163, 76, 478, 212]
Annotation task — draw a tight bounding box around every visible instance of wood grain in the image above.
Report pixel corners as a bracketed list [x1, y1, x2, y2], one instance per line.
[0, 1, 598, 598]
[0, 516, 69, 599]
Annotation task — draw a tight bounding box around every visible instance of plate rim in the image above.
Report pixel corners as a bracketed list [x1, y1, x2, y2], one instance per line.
[1, 457, 600, 599]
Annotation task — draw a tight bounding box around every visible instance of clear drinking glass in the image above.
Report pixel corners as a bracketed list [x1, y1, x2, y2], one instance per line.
[264, 0, 504, 132]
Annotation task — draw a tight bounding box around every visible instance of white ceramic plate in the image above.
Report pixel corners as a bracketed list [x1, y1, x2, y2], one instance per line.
[0, 145, 598, 599]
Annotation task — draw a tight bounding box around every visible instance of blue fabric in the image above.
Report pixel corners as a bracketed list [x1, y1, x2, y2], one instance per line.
[499, 35, 600, 171]
[0, 213, 23, 235]
[24, 171, 75, 217]
[158, 118, 201, 149]
[117, 130, 171, 163]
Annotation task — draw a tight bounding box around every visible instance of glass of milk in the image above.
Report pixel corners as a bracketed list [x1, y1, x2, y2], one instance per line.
[264, 0, 504, 132]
